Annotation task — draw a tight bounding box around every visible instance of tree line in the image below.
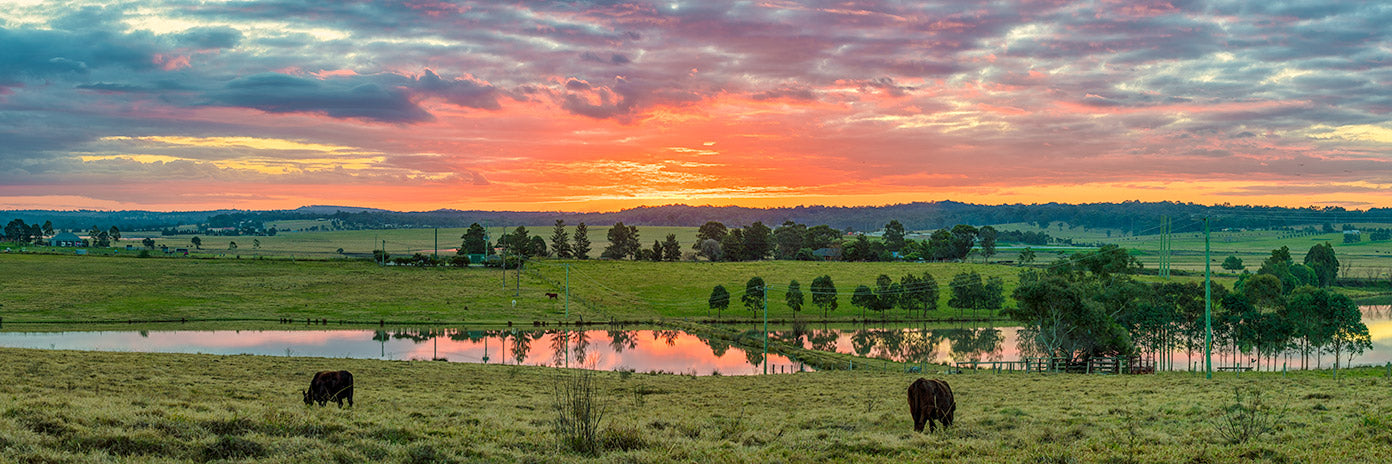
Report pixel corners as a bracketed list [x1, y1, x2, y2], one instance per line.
[460, 219, 1027, 264]
[1009, 243, 1370, 375]
[703, 270, 1005, 322]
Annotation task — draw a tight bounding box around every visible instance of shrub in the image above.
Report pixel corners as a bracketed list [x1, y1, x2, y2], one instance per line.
[1214, 387, 1278, 444]
[551, 369, 607, 454]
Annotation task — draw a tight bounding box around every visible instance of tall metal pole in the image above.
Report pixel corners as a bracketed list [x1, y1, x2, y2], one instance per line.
[763, 285, 768, 375]
[565, 263, 570, 320]
[1204, 217, 1213, 379]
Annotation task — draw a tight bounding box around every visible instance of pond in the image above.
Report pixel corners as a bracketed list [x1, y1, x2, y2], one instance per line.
[2, 306, 1388, 374]
[0, 328, 804, 376]
[779, 305, 1392, 371]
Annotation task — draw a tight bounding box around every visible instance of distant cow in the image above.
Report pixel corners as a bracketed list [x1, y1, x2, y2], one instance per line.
[545, 292, 559, 300]
[907, 378, 955, 432]
[303, 370, 354, 408]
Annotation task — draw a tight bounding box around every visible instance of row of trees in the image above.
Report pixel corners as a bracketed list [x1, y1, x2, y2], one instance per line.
[704, 271, 1007, 321]
[1009, 243, 1370, 374]
[3, 218, 54, 245]
[462, 218, 1010, 264]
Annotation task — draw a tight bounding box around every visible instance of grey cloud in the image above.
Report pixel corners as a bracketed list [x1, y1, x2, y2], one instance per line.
[414, 69, 501, 110]
[204, 73, 432, 123]
[174, 26, 244, 49]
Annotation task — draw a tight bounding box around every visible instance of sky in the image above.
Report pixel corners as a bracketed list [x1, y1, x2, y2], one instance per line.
[0, 0, 1389, 212]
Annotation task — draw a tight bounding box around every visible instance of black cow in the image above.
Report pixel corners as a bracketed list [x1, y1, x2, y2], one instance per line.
[303, 370, 354, 408]
[907, 377, 955, 432]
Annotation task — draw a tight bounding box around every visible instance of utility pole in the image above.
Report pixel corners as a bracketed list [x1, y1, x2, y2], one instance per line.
[763, 285, 769, 375]
[565, 263, 570, 320]
[1204, 217, 1213, 379]
[1159, 216, 1171, 279]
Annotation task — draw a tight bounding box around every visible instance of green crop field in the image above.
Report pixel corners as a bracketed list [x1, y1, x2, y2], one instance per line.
[115, 225, 704, 261]
[7, 253, 1144, 325]
[2, 348, 1389, 463]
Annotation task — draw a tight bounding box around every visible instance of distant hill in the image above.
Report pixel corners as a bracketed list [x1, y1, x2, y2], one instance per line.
[6, 201, 1391, 234]
[291, 205, 390, 215]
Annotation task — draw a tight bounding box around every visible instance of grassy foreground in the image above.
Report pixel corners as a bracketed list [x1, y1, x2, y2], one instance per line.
[3, 348, 1390, 463]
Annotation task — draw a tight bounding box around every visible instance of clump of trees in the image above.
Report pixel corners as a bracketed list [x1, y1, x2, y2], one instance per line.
[1008, 244, 1370, 374]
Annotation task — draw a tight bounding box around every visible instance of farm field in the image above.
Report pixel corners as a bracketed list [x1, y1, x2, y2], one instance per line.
[987, 221, 1392, 280]
[1, 348, 1389, 463]
[5, 253, 1160, 325]
[116, 225, 705, 261]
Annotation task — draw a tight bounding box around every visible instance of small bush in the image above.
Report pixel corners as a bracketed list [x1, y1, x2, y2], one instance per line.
[1214, 387, 1278, 444]
[551, 369, 607, 455]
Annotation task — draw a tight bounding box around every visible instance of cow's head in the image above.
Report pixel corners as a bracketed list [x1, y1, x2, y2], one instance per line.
[302, 389, 312, 405]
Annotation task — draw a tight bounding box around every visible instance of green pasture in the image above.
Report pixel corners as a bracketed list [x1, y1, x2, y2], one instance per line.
[3, 253, 1102, 325]
[128, 225, 703, 260]
[2, 348, 1390, 463]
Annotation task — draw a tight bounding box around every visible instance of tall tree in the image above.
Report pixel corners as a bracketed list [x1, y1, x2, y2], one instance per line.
[873, 274, 898, 320]
[190, 236, 202, 249]
[1303, 242, 1338, 287]
[1019, 247, 1036, 264]
[549, 220, 572, 259]
[772, 221, 807, 259]
[785, 280, 804, 317]
[882, 220, 907, 253]
[709, 285, 730, 319]
[1222, 255, 1245, 271]
[602, 222, 640, 259]
[804, 224, 841, 250]
[721, 228, 746, 261]
[661, 233, 681, 261]
[572, 222, 591, 259]
[851, 285, 875, 319]
[978, 226, 998, 262]
[108, 226, 121, 245]
[501, 226, 533, 257]
[41, 220, 53, 238]
[648, 240, 663, 262]
[742, 277, 766, 314]
[694, 221, 728, 259]
[529, 236, 548, 258]
[948, 224, 979, 260]
[460, 223, 488, 255]
[1324, 292, 1371, 378]
[742, 221, 773, 261]
[141, 237, 156, 249]
[811, 275, 838, 319]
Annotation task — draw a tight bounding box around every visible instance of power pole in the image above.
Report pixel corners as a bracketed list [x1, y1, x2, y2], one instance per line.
[763, 285, 768, 375]
[1204, 217, 1213, 379]
[564, 263, 570, 320]
[1159, 215, 1171, 279]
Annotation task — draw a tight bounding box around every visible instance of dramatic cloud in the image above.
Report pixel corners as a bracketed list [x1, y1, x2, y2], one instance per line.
[0, 0, 1389, 211]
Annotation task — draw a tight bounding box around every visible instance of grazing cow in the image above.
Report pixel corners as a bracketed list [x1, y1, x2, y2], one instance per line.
[303, 370, 354, 408]
[907, 378, 955, 432]
[545, 292, 559, 300]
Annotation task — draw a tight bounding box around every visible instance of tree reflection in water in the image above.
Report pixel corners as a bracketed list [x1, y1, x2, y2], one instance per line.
[608, 330, 637, 353]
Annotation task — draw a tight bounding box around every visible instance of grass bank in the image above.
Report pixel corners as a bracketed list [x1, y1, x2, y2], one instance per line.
[2, 348, 1390, 463]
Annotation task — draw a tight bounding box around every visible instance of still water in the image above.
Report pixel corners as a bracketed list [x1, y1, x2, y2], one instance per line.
[781, 305, 1392, 371]
[0, 328, 804, 376]
[1, 306, 1388, 374]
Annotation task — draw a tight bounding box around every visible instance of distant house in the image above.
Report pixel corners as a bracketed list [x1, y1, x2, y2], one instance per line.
[49, 232, 86, 247]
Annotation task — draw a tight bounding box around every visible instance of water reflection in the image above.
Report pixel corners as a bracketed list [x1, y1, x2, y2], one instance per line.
[780, 324, 1010, 365]
[0, 328, 803, 376]
[783, 305, 1392, 370]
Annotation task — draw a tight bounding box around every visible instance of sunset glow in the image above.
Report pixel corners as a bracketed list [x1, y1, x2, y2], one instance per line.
[1, 1, 1389, 211]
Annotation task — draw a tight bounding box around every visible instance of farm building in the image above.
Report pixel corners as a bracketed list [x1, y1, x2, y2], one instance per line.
[49, 232, 86, 247]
